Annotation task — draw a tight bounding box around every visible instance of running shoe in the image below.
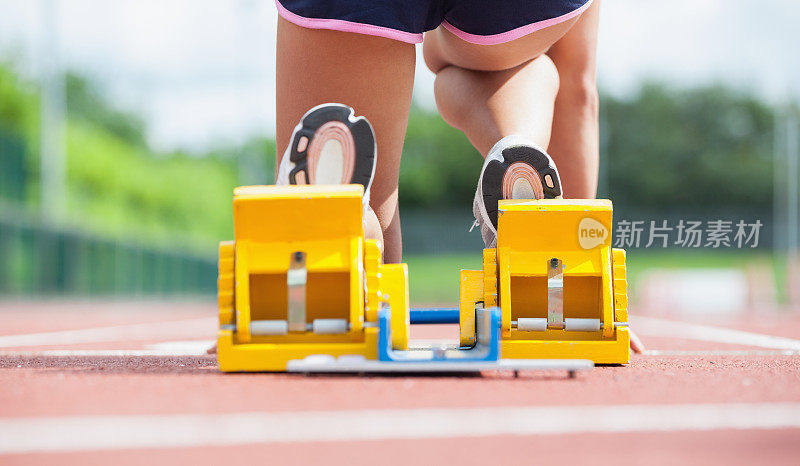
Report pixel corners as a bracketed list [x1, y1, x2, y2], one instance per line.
[277, 103, 376, 207]
[472, 135, 562, 248]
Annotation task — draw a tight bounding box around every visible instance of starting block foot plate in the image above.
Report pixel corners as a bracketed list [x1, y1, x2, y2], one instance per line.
[286, 354, 593, 374]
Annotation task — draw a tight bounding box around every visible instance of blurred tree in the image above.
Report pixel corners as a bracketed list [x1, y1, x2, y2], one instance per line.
[399, 106, 482, 208]
[0, 64, 243, 251]
[0, 64, 39, 136]
[603, 83, 774, 213]
[65, 72, 147, 147]
[0, 63, 41, 206]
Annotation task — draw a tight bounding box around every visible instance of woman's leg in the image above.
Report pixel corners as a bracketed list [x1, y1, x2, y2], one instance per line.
[547, 0, 601, 198]
[423, 18, 578, 156]
[276, 18, 416, 263]
[431, 54, 560, 156]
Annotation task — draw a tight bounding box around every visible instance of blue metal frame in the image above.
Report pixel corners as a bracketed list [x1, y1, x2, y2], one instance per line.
[409, 307, 460, 324]
[378, 305, 501, 363]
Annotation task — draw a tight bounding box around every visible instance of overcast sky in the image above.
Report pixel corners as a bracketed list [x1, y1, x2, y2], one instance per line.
[1, 0, 799, 151]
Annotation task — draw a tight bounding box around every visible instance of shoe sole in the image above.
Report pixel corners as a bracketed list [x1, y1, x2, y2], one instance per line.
[287, 104, 376, 190]
[481, 144, 562, 229]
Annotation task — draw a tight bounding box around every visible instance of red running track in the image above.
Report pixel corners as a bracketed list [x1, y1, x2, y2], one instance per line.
[1, 300, 799, 465]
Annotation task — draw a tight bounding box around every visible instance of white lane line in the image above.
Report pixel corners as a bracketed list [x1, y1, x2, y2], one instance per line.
[0, 349, 211, 357]
[644, 350, 800, 356]
[1, 403, 799, 454]
[0, 340, 216, 357]
[631, 316, 800, 351]
[145, 340, 215, 353]
[0, 318, 216, 349]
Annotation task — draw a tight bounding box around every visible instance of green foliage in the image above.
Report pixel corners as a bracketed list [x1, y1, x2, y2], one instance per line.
[66, 72, 147, 147]
[0, 63, 39, 138]
[0, 64, 41, 206]
[405, 253, 481, 304]
[64, 120, 238, 251]
[0, 63, 241, 253]
[399, 107, 483, 208]
[604, 83, 774, 212]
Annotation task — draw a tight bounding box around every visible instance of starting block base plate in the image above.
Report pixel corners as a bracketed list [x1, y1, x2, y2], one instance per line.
[286, 355, 593, 373]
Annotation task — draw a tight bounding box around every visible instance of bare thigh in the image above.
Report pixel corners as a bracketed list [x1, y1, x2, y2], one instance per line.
[423, 16, 579, 73]
[421, 16, 580, 156]
[276, 18, 416, 262]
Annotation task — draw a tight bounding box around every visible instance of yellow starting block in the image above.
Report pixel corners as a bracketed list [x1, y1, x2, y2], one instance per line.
[459, 199, 629, 364]
[216, 185, 629, 373]
[217, 185, 409, 372]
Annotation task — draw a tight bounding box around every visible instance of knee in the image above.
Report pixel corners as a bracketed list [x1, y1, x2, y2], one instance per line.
[558, 73, 599, 116]
[524, 53, 560, 97]
[575, 83, 599, 116]
[552, 57, 598, 112]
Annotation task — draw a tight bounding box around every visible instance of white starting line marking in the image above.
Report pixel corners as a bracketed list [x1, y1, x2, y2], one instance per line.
[0, 341, 215, 357]
[146, 340, 216, 353]
[0, 349, 211, 357]
[644, 350, 800, 356]
[0, 318, 216, 349]
[631, 316, 800, 351]
[0, 340, 215, 357]
[0, 403, 799, 454]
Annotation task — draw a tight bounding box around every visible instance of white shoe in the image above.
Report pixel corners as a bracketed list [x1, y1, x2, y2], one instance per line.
[472, 135, 563, 248]
[277, 103, 376, 209]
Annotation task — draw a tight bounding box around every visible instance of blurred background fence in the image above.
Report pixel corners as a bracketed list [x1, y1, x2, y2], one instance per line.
[0, 129, 26, 203]
[0, 128, 217, 296]
[0, 215, 216, 295]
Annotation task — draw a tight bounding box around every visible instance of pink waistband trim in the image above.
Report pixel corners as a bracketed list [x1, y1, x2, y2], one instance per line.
[275, 0, 423, 44]
[442, 0, 594, 46]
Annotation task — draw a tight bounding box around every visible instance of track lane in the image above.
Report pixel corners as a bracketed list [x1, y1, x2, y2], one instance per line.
[1, 302, 799, 464]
